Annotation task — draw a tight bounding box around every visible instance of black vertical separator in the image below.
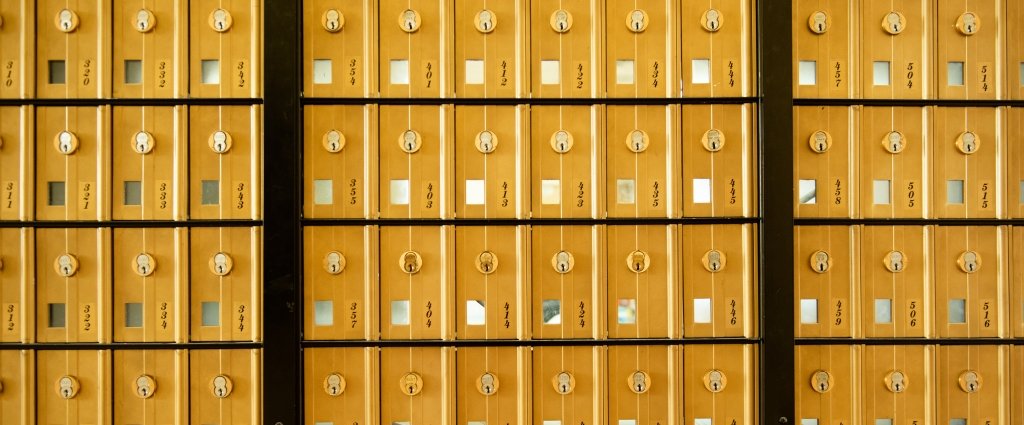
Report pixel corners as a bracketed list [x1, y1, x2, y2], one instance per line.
[759, 0, 795, 423]
[263, 0, 301, 422]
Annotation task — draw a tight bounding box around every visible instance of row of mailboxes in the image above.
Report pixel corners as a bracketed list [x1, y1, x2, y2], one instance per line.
[0, 227, 261, 343]
[795, 106, 1024, 219]
[0, 0, 261, 99]
[0, 349, 259, 425]
[302, 0, 756, 98]
[794, 0, 1024, 100]
[795, 225, 1024, 339]
[303, 224, 757, 341]
[305, 345, 757, 425]
[0, 105, 261, 221]
[303, 104, 756, 219]
[797, 345, 1024, 425]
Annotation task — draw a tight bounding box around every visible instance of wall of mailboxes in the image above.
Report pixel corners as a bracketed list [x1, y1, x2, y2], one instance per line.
[0, 0, 264, 423]
[793, 0, 1024, 424]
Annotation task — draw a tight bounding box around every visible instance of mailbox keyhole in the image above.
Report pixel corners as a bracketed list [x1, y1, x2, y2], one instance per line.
[213, 10, 229, 30]
[137, 10, 152, 31]
[57, 132, 75, 154]
[480, 11, 492, 30]
[402, 10, 419, 32]
[59, 10, 75, 31]
[705, 10, 721, 31]
[812, 371, 832, 393]
[212, 375, 231, 398]
[325, 10, 341, 31]
[813, 13, 826, 32]
[629, 10, 646, 32]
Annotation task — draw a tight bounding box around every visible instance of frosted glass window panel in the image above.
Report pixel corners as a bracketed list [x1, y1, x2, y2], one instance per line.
[391, 60, 410, 84]
[798, 61, 817, 85]
[692, 59, 711, 84]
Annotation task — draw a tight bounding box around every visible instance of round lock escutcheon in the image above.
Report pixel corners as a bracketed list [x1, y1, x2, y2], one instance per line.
[628, 371, 651, 394]
[701, 129, 725, 152]
[701, 9, 723, 32]
[324, 373, 346, 396]
[884, 251, 907, 273]
[626, 250, 650, 273]
[54, 254, 79, 277]
[809, 250, 832, 273]
[701, 250, 726, 273]
[323, 251, 346, 275]
[550, 9, 573, 33]
[55, 375, 80, 399]
[808, 130, 832, 153]
[476, 372, 500, 395]
[955, 131, 980, 154]
[703, 369, 727, 393]
[132, 131, 156, 154]
[956, 12, 980, 35]
[209, 130, 233, 154]
[211, 375, 233, 398]
[475, 130, 498, 154]
[552, 371, 575, 394]
[400, 251, 423, 274]
[209, 252, 234, 276]
[627, 130, 649, 153]
[133, 253, 157, 277]
[882, 11, 907, 35]
[475, 251, 498, 274]
[55, 9, 80, 33]
[884, 370, 908, 393]
[474, 10, 497, 33]
[209, 9, 233, 32]
[550, 130, 574, 153]
[323, 130, 345, 153]
[957, 251, 981, 274]
[552, 251, 575, 274]
[55, 131, 79, 155]
[322, 9, 345, 32]
[135, 375, 157, 399]
[399, 130, 422, 153]
[958, 370, 982, 393]
[626, 9, 649, 33]
[811, 370, 833, 393]
[400, 372, 423, 395]
[808, 11, 829, 34]
[883, 131, 906, 154]
[134, 9, 156, 32]
[399, 9, 421, 33]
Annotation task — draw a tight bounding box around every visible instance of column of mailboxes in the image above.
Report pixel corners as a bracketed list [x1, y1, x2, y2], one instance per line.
[300, 1, 761, 424]
[0, 1, 262, 423]
[792, 0, 1024, 421]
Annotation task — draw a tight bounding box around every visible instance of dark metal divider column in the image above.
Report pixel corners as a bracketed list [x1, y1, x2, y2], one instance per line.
[759, 0, 796, 423]
[264, 0, 301, 422]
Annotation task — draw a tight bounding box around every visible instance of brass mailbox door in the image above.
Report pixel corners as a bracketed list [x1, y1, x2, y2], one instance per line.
[454, 0, 524, 97]
[36, 0, 109, 98]
[793, 0, 855, 98]
[607, 225, 674, 339]
[531, 225, 601, 340]
[189, 0, 261, 98]
[113, 0, 185, 98]
[795, 345, 857, 425]
[606, 105, 676, 218]
[379, 0, 450, 98]
[859, 107, 928, 219]
[860, 225, 930, 338]
[304, 226, 376, 341]
[680, 0, 755, 97]
[112, 228, 186, 343]
[455, 105, 523, 219]
[794, 106, 855, 218]
[304, 0, 375, 97]
[455, 226, 524, 340]
[112, 106, 186, 221]
[795, 226, 856, 338]
[304, 105, 376, 219]
[606, 0, 676, 98]
[861, 0, 930, 99]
